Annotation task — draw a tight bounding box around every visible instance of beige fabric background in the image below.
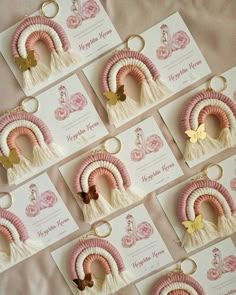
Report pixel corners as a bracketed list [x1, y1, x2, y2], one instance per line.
[0, 0, 236, 294]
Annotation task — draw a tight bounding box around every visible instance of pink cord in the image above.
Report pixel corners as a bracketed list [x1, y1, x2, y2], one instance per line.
[0, 225, 14, 243]
[194, 195, 225, 217]
[83, 254, 112, 275]
[70, 238, 126, 280]
[152, 272, 206, 295]
[88, 168, 118, 192]
[198, 105, 230, 128]
[177, 180, 236, 222]
[11, 16, 71, 58]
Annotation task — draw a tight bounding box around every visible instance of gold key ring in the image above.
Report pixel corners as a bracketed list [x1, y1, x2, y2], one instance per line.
[126, 34, 145, 52]
[203, 163, 224, 182]
[208, 75, 227, 93]
[103, 137, 122, 155]
[21, 96, 40, 114]
[93, 220, 112, 238]
[40, 0, 59, 19]
[0, 192, 14, 210]
[180, 257, 197, 275]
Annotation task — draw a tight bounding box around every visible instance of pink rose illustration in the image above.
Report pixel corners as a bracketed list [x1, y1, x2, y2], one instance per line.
[230, 178, 236, 191]
[156, 46, 171, 60]
[66, 15, 82, 29]
[130, 149, 145, 162]
[121, 235, 136, 248]
[70, 92, 88, 111]
[54, 107, 69, 121]
[172, 31, 190, 49]
[137, 222, 154, 239]
[82, 0, 100, 19]
[207, 268, 221, 280]
[146, 134, 163, 152]
[40, 191, 57, 208]
[25, 204, 40, 217]
[223, 256, 236, 272]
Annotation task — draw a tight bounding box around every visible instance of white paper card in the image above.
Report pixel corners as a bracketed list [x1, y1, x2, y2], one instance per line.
[1, 74, 108, 185]
[0, 173, 78, 272]
[59, 116, 183, 215]
[0, 0, 121, 95]
[83, 11, 211, 127]
[136, 238, 236, 295]
[159, 66, 236, 168]
[157, 154, 236, 252]
[51, 204, 173, 295]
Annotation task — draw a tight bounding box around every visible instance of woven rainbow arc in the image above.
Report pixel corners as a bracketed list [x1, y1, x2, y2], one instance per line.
[101, 49, 171, 125]
[73, 152, 142, 223]
[177, 179, 236, 248]
[152, 272, 206, 295]
[181, 90, 236, 160]
[0, 112, 62, 185]
[11, 16, 78, 89]
[70, 238, 131, 294]
[0, 208, 42, 270]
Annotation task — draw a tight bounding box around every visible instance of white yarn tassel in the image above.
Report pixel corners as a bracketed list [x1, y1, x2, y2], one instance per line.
[47, 143, 63, 158]
[140, 80, 156, 105]
[7, 163, 27, 185]
[56, 49, 79, 67]
[182, 220, 218, 248]
[102, 274, 116, 293]
[50, 51, 67, 72]
[217, 215, 236, 237]
[23, 70, 35, 89]
[82, 197, 113, 223]
[18, 154, 32, 173]
[126, 186, 144, 203]
[9, 242, 27, 263]
[218, 128, 235, 148]
[33, 145, 51, 166]
[21, 239, 42, 256]
[30, 62, 50, 85]
[106, 97, 139, 125]
[0, 251, 10, 269]
[184, 136, 221, 161]
[120, 270, 133, 286]
[110, 188, 129, 209]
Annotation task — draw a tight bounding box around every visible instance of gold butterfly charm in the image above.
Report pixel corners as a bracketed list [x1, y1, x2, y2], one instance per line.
[0, 149, 20, 169]
[185, 123, 207, 144]
[182, 215, 204, 234]
[15, 50, 37, 72]
[103, 85, 126, 105]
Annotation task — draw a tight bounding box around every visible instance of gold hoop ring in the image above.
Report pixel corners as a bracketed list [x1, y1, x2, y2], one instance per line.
[209, 75, 227, 93]
[180, 257, 197, 275]
[203, 163, 224, 182]
[126, 34, 145, 52]
[40, 0, 59, 19]
[0, 192, 14, 210]
[21, 96, 40, 114]
[93, 220, 112, 238]
[103, 137, 122, 154]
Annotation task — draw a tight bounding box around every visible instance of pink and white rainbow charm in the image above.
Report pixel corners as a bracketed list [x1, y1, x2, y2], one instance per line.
[177, 179, 236, 248]
[11, 16, 79, 89]
[0, 208, 42, 270]
[181, 90, 236, 160]
[101, 49, 171, 125]
[73, 152, 143, 223]
[152, 272, 206, 295]
[70, 238, 132, 294]
[0, 112, 63, 185]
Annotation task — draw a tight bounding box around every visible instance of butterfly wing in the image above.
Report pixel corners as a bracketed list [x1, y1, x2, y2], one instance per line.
[15, 56, 28, 72]
[116, 85, 126, 101]
[195, 214, 204, 231]
[185, 130, 198, 144]
[0, 155, 12, 169]
[103, 91, 118, 105]
[182, 220, 194, 234]
[198, 124, 207, 140]
[27, 50, 37, 67]
[9, 149, 20, 165]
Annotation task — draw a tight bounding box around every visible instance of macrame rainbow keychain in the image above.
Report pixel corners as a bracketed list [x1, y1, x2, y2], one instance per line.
[101, 35, 171, 125]
[73, 137, 143, 223]
[177, 163, 236, 249]
[11, 1, 79, 89]
[181, 75, 236, 160]
[152, 258, 206, 295]
[69, 220, 132, 294]
[0, 193, 42, 271]
[0, 97, 62, 185]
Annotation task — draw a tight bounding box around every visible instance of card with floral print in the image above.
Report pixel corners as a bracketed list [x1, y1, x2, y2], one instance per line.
[0, 0, 121, 95]
[136, 238, 236, 295]
[83, 11, 211, 127]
